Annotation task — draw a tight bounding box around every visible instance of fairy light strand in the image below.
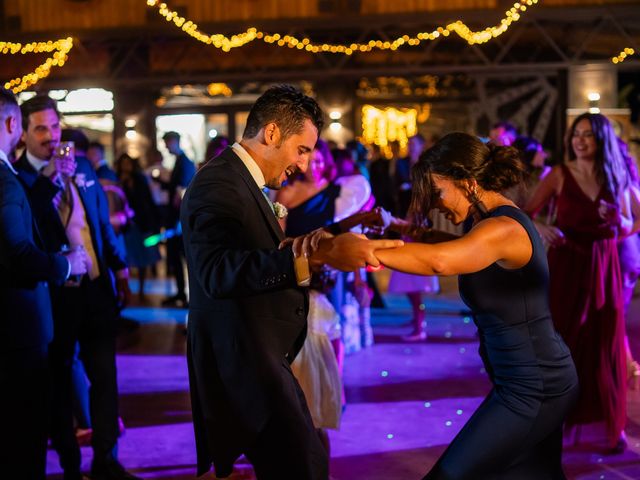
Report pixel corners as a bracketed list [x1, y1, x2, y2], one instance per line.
[612, 47, 636, 64]
[2, 37, 74, 93]
[146, 0, 538, 54]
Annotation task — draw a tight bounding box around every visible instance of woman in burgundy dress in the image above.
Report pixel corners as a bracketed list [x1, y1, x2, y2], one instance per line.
[526, 112, 632, 452]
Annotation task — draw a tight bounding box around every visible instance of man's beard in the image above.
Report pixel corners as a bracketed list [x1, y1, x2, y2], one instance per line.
[265, 178, 283, 190]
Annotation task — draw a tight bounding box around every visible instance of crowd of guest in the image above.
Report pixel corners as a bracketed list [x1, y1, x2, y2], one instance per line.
[2, 80, 640, 478]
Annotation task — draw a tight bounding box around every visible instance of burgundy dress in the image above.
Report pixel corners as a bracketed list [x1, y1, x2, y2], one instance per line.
[548, 164, 627, 445]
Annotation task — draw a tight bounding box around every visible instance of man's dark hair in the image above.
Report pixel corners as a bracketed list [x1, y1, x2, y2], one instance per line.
[61, 128, 90, 153]
[243, 84, 324, 141]
[0, 88, 19, 117]
[162, 131, 180, 142]
[88, 141, 105, 154]
[20, 94, 60, 131]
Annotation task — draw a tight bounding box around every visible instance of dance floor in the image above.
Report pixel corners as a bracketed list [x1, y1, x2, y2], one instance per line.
[45, 275, 640, 479]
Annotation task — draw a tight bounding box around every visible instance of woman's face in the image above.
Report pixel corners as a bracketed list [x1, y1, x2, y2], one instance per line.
[571, 118, 597, 161]
[120, 157, 133, 174]
[431, 174, 471, 225]
[305, 148, 326, 183]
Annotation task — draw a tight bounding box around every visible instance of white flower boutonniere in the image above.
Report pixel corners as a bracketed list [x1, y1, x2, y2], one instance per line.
[273, 201, 288, 219]
[74, 173, 87, 191]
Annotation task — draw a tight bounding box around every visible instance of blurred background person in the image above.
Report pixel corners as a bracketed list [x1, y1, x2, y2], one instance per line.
[158, 131, 195, 308]
[489, 120, 518, 146]
[387, 133, 440, 342]
[203, 134, 230, 166]
[526, 112, 632, 453]
[116, 153, 161, 302]
[505, 135, 551, 208]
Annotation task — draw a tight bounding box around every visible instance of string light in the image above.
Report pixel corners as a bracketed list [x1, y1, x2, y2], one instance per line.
[2, 37, 74, 93]
[361, 105, 420, 157]
[612, 47, 635, 64]
[146, 0, 538, 55]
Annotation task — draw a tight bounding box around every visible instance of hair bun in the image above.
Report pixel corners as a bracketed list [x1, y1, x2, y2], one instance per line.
[479, 144, 526, 191]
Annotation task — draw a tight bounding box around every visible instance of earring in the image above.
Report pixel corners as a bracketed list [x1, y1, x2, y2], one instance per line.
[469, 188, 489, 218]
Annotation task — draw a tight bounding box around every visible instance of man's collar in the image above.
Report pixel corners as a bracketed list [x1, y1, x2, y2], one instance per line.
[96, 159, 108, 170]
[26, 150, 49, 173]
[0, 149, 17, 175]
[231, 142, 266, 190]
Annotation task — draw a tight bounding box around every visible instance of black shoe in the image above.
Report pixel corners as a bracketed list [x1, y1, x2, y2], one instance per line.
[90, 461, 141, 480]
[161, 294, 188, 308]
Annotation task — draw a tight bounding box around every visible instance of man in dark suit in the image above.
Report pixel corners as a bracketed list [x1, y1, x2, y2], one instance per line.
[161, 130, 195, 307]
[0, 89, 88, 479]
[15, 94, 138, 480]
[181, 85, 400, 479]
[87, 140, 118, 183]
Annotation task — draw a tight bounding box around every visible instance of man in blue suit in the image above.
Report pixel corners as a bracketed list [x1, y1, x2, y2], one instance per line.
[0, 89, 88, 479]
[14, 95, 138, 480]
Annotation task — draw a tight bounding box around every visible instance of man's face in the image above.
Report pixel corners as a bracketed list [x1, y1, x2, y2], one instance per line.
[86, 146, 102, 167]
[22, 108, 61, 160]
[163, 138, 180, 155]
[264, 118, 318, 190]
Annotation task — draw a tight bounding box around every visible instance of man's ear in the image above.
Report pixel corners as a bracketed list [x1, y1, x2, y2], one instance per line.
[263, 122, 280, 146]
[6, 115, 18, 136]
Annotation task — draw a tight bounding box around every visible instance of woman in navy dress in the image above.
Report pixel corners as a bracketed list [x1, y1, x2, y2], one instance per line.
[292, 133, 580, 479]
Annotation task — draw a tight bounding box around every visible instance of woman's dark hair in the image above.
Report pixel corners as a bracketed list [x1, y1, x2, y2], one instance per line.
[242, 84, 324, 142]
[410, 132, 525, 225]
[115, 153, 141, 178]
[512, 136, 542, 172]
[204, 135, 230, 163]
[332, 147, 356, 178]
[566, 112, 628, 197]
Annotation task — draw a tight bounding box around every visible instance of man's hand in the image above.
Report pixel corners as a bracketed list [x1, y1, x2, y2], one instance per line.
[41, 156, 76, 184]
[64, 248, 89, 276]
[115, 269, 131, 307]
[310, 232, 403, 272]
[279, 228, 333, 258]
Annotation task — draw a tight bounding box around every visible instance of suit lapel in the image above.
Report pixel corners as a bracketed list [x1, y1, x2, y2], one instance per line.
[224, 149, 285, 243]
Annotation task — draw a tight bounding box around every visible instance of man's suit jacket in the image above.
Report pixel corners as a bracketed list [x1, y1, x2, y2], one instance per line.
[0, 161, 68, 351]
[14, 152, 127, 281]
[95, 164, 118, 184]
[181, 147, 309, 476]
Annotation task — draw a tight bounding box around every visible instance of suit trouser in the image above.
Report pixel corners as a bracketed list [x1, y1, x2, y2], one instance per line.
[245, 366, 329, 480]
[166, 233, 186, 297]
[49, 276, 119, 474]
[0, 345, 49, 480]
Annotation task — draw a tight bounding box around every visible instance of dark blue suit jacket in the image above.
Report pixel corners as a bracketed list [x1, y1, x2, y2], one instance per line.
[14, 152, 127, 281]
[95, 164, 118, 184]
[0, 161, 68, 351]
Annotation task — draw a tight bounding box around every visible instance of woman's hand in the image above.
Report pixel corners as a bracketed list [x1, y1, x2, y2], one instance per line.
[535, 222, 565, 247]
[598, 199, 622, 226]
[359, 207, 393, 235]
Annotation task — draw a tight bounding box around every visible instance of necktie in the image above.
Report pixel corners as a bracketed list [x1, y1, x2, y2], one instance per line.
[261, 188, 275, 214]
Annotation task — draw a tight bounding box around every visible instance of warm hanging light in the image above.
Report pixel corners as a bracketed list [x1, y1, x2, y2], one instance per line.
[2, 37, 74, 93]
[145, 0, 538, 55]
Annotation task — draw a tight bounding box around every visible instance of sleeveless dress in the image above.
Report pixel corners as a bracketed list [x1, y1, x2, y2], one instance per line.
[548, 164, 627, 445]
[425, 206, 578, 480]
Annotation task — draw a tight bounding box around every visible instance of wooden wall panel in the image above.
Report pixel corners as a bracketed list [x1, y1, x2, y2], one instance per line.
[361, 0, 497, 14]
[7, 0, 640, 34]
[10, 0, 145, 32]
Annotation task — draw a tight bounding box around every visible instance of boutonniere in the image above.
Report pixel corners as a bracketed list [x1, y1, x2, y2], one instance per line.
[273, 201, 288, 219]
[74, 173, 94, 191]
[74, 173, 87, 191]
